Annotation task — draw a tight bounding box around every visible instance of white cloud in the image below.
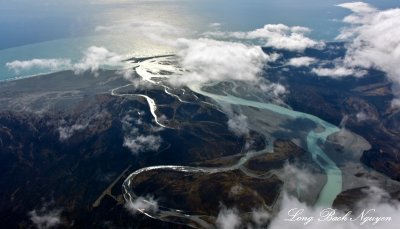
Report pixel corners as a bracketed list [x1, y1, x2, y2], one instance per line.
[73, 46, 124, 76]
[125, 196, 158, 214]
[251, 209, 271, 227]
[358, 186, 390, 207]
[356, 111, 368, 122]
[287, 57, 317, 67]
[57, 110, 111, 141]
[6, 59, 71, 73]
[123, 134, 162, 154]
[337, 2, 377, 16]
[121, 112, 163, 154]
[29, 206, 62, 229]
[6, 46, 125, 77]
[311, 66, 366, 78]
[259, 82, 287, 98]
[227, 114, 249, 136]
[169, 38, 276, 86]
[207, 24, 324, 52]
[216, 207, 241, 229]
[391, 99, 400, 109]
[119, 68, 136, 80]
[121, 114, 140, 135]
[229, 184, 244, 196]
[57, 124, 87, 141]
[118, 68, 155, 90]
[215, 207, 271, 228]
[337, 2, 400, 101]
[244, 24, 324, 51]
[281, 163, 316, 195]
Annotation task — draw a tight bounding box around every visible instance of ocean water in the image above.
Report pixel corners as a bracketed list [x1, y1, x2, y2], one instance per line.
[0, 35, 177, 81]
[0, 0, 193, 81]
[190, 0, 400, 39]
[0, 0, 398, 81]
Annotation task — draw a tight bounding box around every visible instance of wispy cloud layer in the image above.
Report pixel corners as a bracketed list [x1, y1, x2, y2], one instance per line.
[57, 111, 110, 141]
[6, 59, 71, 73]
[58, 124, 87, 141]
[337, 2, 377, 14]
[123, 135, 162, 154]
[311, 66, 366, 78]
[121, 113, 163, 154]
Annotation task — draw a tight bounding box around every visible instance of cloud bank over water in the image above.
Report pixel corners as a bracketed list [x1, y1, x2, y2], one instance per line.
[73, 46, 124, 76]
[205, 24, 324, 52]
[6, 46, 125, 77]
[6, 59, 72, 74]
